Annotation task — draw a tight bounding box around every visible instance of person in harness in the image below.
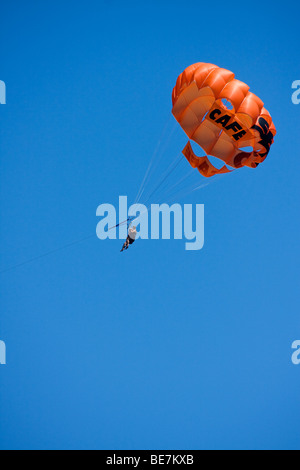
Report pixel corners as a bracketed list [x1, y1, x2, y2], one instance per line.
[120, 226, 137, 252]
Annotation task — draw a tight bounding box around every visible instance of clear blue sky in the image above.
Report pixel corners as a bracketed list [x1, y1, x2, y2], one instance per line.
[0, 0, 299, 450]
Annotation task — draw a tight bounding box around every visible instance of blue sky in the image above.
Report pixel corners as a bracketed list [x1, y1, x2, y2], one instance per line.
[0, 0, 299, 450]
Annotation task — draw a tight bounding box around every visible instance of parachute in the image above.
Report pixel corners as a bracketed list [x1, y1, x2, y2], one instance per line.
[172, 63, 276, 177]
[134, 62, 277, 209]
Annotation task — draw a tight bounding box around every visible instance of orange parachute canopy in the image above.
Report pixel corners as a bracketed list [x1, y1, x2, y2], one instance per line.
[172, 63, 276, 177]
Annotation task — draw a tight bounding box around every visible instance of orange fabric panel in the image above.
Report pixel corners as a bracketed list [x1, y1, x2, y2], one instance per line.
[182, 142, 232, 178]
[202, 68, 235, 97]
[237, 92, 264, 124]
[194, 64, 218, 90]
[209, 131, 237, 165]
[192, 120, 222, 156]
[217, 79, 249, 111]
[172, 82, 214, 121]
